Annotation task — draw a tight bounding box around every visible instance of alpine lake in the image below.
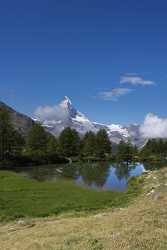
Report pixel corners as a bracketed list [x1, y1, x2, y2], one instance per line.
[0, 161, 165, 220]
[1, 161, 164, 191]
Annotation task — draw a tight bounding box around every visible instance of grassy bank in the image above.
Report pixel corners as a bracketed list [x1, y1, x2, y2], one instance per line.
[0, 168, 167, 249]
[0, 170, 143, 221]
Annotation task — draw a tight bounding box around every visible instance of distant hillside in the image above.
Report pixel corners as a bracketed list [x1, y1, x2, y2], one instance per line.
[0, 101, 34, 136]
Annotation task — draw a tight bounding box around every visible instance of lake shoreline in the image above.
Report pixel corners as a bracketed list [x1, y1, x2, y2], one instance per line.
[0, 161, 146, 191]
[0, 169, 144, 222]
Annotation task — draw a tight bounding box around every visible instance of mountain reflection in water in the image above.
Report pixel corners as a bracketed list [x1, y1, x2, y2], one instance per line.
[1, 162, 148, 191]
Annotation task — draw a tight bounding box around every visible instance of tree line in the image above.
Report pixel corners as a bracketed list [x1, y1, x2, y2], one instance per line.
[1, 108, 165, 166]
[0, 109, 113, 165]
[140, 139, 167, 161]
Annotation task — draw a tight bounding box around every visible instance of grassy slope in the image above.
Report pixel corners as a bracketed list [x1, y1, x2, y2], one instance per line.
[1, 169, 167, 249]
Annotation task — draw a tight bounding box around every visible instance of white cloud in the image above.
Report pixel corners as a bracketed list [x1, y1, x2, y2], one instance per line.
[34, 104, 69, 122]
[140, 113, 167, 138]
[120, 74, 155, 86]
[98, 88, 132, 101]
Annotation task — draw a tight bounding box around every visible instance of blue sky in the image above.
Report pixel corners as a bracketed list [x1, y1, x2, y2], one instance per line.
[0, 0, 167, 125]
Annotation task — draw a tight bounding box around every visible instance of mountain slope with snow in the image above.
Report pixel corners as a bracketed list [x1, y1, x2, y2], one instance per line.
[34, 96, 146, 147]
[34, 96, 98, 135]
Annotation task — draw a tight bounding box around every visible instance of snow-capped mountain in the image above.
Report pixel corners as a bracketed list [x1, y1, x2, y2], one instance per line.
[34, 96, 146, 147]
[34, 96, 98, 135]
[93, 122, 145, 146]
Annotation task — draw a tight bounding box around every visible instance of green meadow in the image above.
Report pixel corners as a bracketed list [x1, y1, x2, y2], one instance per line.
[0, 170, 143, 221]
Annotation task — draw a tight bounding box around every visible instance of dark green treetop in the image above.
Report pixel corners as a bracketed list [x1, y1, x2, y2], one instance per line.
[26, 123, 48, 157]
[0, 108, 24, 160]
[59, 127, 81, 157]
[95, 129, 111, 158]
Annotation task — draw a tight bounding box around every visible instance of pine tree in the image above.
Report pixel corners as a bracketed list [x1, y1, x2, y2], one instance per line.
[59, 127, 80, 157]
[0, 108, 24, 161]
[116, 140, 136, 162]
[0, 109, 13, 160]
[81, 131, 97, 158]
[96, 129, 111, 158]
[11, 130, 25, 156]
[47, 134, 58, 155]
[26, 124, 48, 157]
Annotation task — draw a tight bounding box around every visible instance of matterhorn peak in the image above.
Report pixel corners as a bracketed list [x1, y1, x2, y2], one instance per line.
[60, 96, 73, 108]
[58, 96, 78, 119]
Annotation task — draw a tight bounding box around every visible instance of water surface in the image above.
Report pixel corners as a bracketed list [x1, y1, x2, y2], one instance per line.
[1, 162, 148, 191]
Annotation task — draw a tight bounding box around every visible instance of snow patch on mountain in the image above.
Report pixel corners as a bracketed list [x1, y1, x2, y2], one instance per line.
[108, 124, 129, 138]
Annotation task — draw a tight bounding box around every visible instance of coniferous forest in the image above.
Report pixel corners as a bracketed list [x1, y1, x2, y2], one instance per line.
[0, 108, 112, 166]
[0, 107, 166, 167]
